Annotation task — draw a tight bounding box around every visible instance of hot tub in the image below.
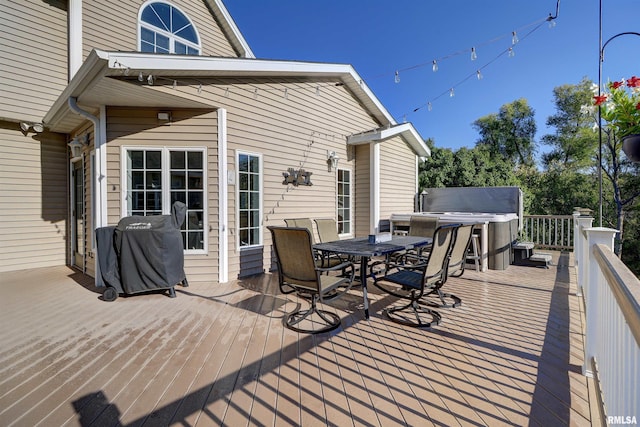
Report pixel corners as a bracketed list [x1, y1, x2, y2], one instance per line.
[389, 212, 520, 270]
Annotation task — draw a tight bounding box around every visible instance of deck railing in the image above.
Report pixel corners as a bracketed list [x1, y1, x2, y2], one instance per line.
[522, 215, 574, 249]
[574, 216, 640, 421]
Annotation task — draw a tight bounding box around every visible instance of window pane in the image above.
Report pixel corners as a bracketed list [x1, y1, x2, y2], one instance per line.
[250, 192, 259, 209]
[239, 192, 248, 210]
[151, 3, 171, 30]
[156, 33, 170, 52]
[238, 154, 248, 172]
[171, 171, 186, 189]
[188, 171, 203, 189]
[250, 174, 259, 191]
[130, 151, 144, 169]
[188, 151, 202, 169]
[249, 156, 259, 173]
[239, 211, 248, 228]
[171, 151, 185, 169]
[188, 191, 202, 209]
[146, 171, 161, 189]
[187, 46, 199, 55]
[146, 151, 161, 169]
[146, 191, 162, 211]
[171, 191, 186, 204]
[141, 27, 155, 44]
[175, 42, 187, 55]
[249, 228, 259, 245]
[141, 8, 165, 29]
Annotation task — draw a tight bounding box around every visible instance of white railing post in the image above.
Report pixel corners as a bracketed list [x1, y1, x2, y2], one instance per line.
[574, 213, 594, 297]
[583, 227, 618, 377]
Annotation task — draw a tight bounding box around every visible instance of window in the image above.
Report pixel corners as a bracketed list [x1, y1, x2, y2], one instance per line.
[237, 152, 262, 247]
[124, 148, 206, 252]
[139, 1, 200, 55]
[337, 169, 351, 235]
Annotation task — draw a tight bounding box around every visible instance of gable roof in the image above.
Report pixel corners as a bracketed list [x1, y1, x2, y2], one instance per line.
[204, 0, 255, 59]
[44, 50, 429, 157]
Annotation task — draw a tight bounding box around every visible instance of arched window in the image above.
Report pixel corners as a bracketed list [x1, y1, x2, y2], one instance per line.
[139, 1, 200, 55]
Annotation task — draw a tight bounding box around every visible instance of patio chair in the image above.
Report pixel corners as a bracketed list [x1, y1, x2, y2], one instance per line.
[420, 224, 473, 308]
[285, 218, 344, 269]
[372, 224, 458, 327]
[268, 226, 355, 333]
[391, 215, 439, 264]
[314, 218, 340, 242]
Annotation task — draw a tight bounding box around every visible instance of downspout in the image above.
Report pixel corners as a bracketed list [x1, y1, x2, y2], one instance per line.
[68, 97, 106, 230]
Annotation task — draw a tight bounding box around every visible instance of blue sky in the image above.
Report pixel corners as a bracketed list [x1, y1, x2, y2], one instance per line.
[224, 0, 639, 156]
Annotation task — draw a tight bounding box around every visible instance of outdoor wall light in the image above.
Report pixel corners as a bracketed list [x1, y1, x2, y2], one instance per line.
[20, 121, 44, 133]
[327, 151, 339, 172]
[68, 134, 89, 159]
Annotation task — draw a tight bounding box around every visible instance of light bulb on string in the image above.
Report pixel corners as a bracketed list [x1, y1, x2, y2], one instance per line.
[172, 80, 177, 89]
[394, 70, 400, 83]
[476, 70, 483, 80]
[471, 47, 477, 61]
[147, 74, 154, 85]
[449, 88, 455, 97]
[508, 47, 515, 58]
[427, 102, 432, 111]
[138, 71, 144, 82]
[253, 88, 258, 99]
[432, 60, 438, 72]
[197, 83, 202, 93]
[512, 31, 519, 45]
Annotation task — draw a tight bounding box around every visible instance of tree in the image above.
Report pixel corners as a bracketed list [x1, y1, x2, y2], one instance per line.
[473, 98, 537, 167]
[542, 77, 598, 170]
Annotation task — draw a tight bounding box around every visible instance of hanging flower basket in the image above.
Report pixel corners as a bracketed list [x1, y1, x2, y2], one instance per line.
[622, 134, 640, 162]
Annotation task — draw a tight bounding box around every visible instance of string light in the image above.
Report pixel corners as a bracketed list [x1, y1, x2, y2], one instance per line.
[172, 80, 177, 89]
[432, 60, 438, 72]
[508, 47, 515, 57]
[476, 70, 483, 80]
[449, 88, 455, 97]
[427, 102, 432, 111]
[470, 47, 477, 61]
[197, 83, 202, 93]
[394, 70, 400, 83]
[512, 31, 519, 45]
[138, 71, 144, 82]
[147, 74, 154, 85]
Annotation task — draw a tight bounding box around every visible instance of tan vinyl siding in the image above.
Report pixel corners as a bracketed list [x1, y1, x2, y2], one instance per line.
[82, 0, 237, 58]
[0, 122, 68, 272]
[379, 136, 418, 219]
[0, 0, 68, 123]
[197, 78, 377, 278]
[105, 107, 219, 285]
[354, 144, 371, 237]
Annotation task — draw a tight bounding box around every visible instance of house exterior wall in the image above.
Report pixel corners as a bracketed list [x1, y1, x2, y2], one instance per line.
[0, 121, 68, 273]
[354, 144, 372, 237]
[379, 136, 418, 219]
[0, 0, 68, 123]
[104, 107, 219, 284]
[82, 0, 238, 59]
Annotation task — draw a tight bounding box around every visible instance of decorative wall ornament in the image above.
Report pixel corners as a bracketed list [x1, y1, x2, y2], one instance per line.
[282, 168, 313, 186]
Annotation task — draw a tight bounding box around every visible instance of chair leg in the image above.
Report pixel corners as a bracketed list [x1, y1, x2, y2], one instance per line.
[383, 293, 442, 328]
[284, 295, 341, 334]
[423, 288, 462, 308]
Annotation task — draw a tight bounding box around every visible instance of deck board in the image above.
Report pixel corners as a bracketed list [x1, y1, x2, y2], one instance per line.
[0, 252, 597, 426]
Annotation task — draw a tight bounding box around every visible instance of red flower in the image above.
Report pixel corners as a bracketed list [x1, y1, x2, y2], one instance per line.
[593, 95, 608, 105]
[636, 102, 640, 110]
[611, 80, 624, 89]
[627, 76, 640, 88]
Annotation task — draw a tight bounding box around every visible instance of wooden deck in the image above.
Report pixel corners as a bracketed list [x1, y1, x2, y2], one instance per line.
[0, 252, 599, 426]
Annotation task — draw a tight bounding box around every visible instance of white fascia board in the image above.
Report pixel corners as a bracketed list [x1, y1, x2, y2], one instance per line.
[347, 123, 430, 158]
[205, 0, 255, 58]
[100, 50, 400, 126]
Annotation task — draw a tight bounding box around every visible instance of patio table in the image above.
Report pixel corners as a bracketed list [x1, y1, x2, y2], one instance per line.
[314, 236, 432, 319]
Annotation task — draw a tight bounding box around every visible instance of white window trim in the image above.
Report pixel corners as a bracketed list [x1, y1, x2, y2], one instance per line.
[137, 0, 201, 54]
[120, 146, 208, 255]
[337, 167, 354, 238]
[236, 150, 263, 250]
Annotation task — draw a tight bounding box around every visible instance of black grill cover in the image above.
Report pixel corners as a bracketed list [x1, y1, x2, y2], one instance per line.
[96, 202, 187, 295]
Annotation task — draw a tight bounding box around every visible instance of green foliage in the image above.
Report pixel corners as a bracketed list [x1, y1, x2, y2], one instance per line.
[542, 77, 599, 170]
[473, 98, 537, 167]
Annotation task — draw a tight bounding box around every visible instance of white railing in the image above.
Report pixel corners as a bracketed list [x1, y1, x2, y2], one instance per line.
[574, 215, 640, 421]
[522, 215, 574, 249]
